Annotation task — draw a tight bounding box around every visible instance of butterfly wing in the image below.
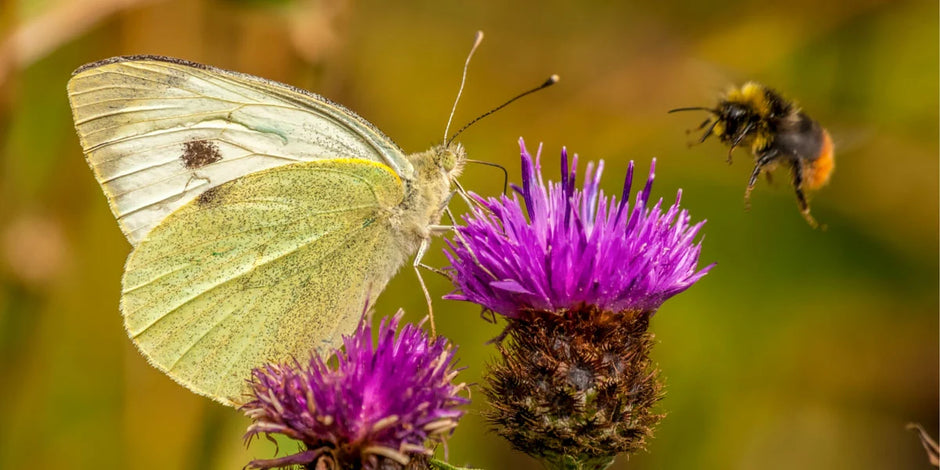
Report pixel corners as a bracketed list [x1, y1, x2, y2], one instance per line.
[67, 55, 411, 245]
[121, 158, 410, 405]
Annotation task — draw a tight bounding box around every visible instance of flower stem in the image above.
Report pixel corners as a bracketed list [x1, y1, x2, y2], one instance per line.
[546, 454, 616, 470]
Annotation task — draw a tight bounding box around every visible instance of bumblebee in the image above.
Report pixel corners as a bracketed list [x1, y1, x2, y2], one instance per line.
[670, 82, 834, 227]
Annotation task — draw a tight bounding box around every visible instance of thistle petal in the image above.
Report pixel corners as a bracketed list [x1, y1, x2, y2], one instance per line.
[446, 139, 712, 318]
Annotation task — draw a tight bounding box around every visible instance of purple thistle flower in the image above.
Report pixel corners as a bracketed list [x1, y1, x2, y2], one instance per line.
[444, 138, 715, 469]
[445, 137, 713, 318]
[242, 311, 468, 470]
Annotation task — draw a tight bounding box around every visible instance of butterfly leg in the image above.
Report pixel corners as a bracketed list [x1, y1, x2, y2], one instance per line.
[442, 207, 499, 282]
[452, 179, 481, 209]
[413, 194, 464, 284]
[412, 240, 437, 337]
[411, 238, 437, 337]
[413, 225, 454, 337]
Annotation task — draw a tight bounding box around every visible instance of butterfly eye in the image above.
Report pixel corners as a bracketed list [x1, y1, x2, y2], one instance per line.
[439, 149, 458, 172]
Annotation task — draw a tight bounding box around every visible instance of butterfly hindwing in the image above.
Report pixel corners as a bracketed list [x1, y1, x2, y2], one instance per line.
[67, 56, 411, 245]
[121, 158, 408, 404]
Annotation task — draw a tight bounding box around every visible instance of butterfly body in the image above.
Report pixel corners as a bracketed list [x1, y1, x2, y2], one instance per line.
[68, 56, 463, 405]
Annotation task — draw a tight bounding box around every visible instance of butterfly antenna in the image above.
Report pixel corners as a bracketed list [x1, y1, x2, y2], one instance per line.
[465, 159, 509, 194]
[444, 31, 485, 142]
[447, 74, 559, 146]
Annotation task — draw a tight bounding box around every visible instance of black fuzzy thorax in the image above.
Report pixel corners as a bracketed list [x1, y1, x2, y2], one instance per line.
[715, 85, 794, 147]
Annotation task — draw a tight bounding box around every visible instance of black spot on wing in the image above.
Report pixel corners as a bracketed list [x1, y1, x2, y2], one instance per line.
[181, 139, 222, 169]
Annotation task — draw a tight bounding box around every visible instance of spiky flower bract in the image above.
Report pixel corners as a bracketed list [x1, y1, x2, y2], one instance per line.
[242, 311, 468, 470]
[445, 139, 713, 470]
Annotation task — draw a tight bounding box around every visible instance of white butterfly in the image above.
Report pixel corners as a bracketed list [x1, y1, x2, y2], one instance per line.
[68, 55, 464, 406]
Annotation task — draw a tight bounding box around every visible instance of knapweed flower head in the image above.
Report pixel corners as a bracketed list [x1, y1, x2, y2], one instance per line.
[242, 311, 468, 470]
[444, 139, 713, 470]
[445, 138, 713, 318]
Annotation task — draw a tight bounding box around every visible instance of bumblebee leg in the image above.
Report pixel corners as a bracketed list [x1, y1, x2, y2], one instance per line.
[791, 163, 819, 229]
[698, 120, 719, 144]
[727, 122, 755, 164]
[745, 149, 778, 210]
[745, 166, 761, 211]
[688, 118, 713, 146]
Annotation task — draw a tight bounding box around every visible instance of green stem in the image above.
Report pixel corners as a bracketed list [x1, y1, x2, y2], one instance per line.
[429, 458, 483, 470]
[544, 454, 616, 470]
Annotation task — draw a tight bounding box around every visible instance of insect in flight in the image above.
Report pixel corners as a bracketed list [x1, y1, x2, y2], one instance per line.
[669, 82, 834, 227]
[67, 32, 556, 406]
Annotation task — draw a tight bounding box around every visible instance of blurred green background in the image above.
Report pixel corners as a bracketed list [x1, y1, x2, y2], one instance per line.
[1, 0, 937, 469]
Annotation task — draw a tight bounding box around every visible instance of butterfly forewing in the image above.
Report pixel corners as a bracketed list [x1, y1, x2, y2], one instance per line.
[68, 56, 410, 245]
[121, 159, 408, 404]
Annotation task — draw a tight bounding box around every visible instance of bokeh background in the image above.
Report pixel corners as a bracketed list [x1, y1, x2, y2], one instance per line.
[1, 0, 937, 469]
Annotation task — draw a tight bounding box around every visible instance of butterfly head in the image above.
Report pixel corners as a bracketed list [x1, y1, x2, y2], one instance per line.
[434, 142, 466, 180]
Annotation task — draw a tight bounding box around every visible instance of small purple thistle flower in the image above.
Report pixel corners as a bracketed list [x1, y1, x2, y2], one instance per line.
[242, 311, 468, 470]
[445, 137, 713, 318]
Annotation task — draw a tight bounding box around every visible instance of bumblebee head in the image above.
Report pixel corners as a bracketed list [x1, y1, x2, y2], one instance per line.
[713, 101, 760, 143]
[669, 82, 784, 153]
